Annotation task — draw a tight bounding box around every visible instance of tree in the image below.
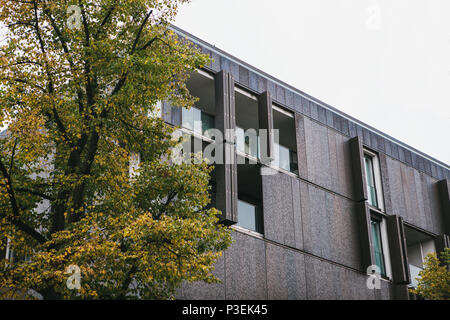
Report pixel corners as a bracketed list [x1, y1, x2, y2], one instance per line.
[410, 248, 450, 300]
[0, 0, 231, 299]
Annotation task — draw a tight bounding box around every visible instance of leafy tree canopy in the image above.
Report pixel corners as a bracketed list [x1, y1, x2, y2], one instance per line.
[0, 0, 231, 299]
[410, 249, 450, 300]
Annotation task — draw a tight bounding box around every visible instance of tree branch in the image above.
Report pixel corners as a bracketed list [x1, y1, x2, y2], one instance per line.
[15, 187, 55, 201]
[0, 157, 47, 244]
[130, 10, 153, 54]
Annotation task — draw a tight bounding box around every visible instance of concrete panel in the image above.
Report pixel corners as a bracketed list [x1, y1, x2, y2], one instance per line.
[304, 118, 331, 190]
[349, 136, 368, 202]
[225, 231, 267, 299]
[336, 267, 375, 300]
[384, 156, 444, 234]
[293, 93, 302, 114]
[267, 81, 276, 100]
[325, 109, 334, 128]
[181, 255, 226, 300]
[265, 243, 307, 300]
[291, 178, 304, 250]
[262, 173, 296, 248]
[301, 96, 310, 117]
[238, 66, 249, 87]
[276, 84, 286, 105]
[285, 90, 294, 109]
[295, 114, 308, 180]
[336, 133, 354, 199]
[341, 118, 350, 137]
[333, 113, 342, 132]
[317, 105, 327, 125]
[300, 182, 361, 269]
[379, 153, 393, 214]
[248, 71, 258, 92]
[386, 157, 406, 217]
[401, 165, 420, 225]
[304, 255, 338, 300]
[327, 130, 340, 194]
[310, 101, 318, 121]
[348, 121, 357, 138]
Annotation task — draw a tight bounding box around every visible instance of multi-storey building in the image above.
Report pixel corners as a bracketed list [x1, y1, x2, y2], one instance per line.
[167, 26, 450, 300]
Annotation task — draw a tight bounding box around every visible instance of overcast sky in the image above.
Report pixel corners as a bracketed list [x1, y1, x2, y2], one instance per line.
[175, 0, 450, 166]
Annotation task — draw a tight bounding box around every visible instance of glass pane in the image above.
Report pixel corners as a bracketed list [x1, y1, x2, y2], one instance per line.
[279, 144, 290, 171]
[201, 112, 215, 137]
[246, 131, 258, 158]
[409, 264, 423, 288]
[273, 143, 291, 172]
[236, 127, 245, 153]
[193, 107, 202, 134]
[236, 127, 258, 158]
[364, 156, 378, 207]
[237, 200, 257, 232]
[182, 107, 194, 131]
[371, 220, 386, 276]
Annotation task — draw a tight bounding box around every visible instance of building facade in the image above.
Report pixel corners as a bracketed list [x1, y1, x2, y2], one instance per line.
[167, 26, 450, 300]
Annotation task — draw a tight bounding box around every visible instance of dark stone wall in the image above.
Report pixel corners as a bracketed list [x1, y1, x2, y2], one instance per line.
[383, 156, 445, 234]
[178, 230, 383, 300]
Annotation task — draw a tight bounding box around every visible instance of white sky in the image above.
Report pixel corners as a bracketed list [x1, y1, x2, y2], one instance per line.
[175, 0, 450, 165]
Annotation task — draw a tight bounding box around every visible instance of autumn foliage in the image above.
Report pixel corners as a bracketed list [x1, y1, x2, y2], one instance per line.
[0, 0, 231, 299]
[410, 249, 450, 300]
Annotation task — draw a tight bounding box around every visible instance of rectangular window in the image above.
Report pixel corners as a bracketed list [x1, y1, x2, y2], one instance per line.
[370, 217, 386, 276]
[235, 88, 259, 160]
[236, 126, 258, 158]
[182, 70, 216, 138]
[237, 200, 262, 233]
[363, 150, 384, 210]
[364, 154, 378, 207]
[272, 105, 298, 175]
[236, 163, 263, 234]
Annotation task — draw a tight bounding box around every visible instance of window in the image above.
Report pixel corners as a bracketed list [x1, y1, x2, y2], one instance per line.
[182, 70, 216, 139]
[370, 213, 392, 279]
[236, 126, 258, 158]
[182, 106, 215, 137]
[404, 226, 436, 288]
[272, 105, 298, 174]
[363, 150, 383, 210]
[236, 163, 263, 234]
[237, 200, 262, 233]
[235, 88, 259, 160]
[370, 216, 386, 276]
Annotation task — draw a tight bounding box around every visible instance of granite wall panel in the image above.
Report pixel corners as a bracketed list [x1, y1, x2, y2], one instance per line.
[238, 66, 249, 87]
[295, 113, 308, 180]
[304, 118, 332, 190]
[225, 231, 267, 299]
[304, 256, 374, 300]
[299, 182, 361, 270]
[262, 173, 296, 248]
[385, 157, 444, 234]
[248, 70, 258, 92]
[181, 255, 226, 300]
[265, 243, 307, 300]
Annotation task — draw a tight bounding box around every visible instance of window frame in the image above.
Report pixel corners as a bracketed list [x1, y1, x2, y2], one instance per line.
[370, 211, 393, 280]
[363, 149, 384, 211]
